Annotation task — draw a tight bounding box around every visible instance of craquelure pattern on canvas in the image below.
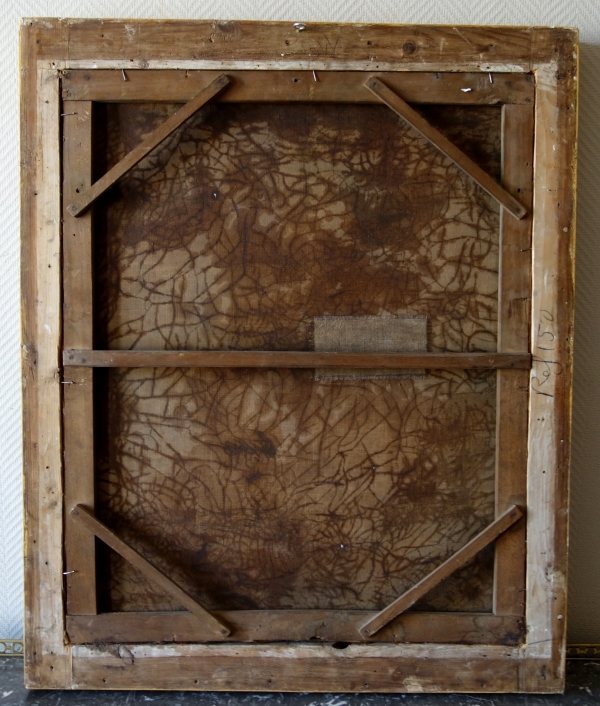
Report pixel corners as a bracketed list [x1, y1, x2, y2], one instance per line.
[93, 100, 501, 616]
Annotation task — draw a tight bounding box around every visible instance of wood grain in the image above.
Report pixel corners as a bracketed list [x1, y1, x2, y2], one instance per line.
[67, 611, 523, 645]
[71, 505, 230, 638]
[359, 505, 524, 637]
[493, 104, 534, 616]
[64, 350, 531, 369]
[62, 100, 97, 615]
[71, 643, 522, 692]
[32, 19, 534, 73]
[61, 69, 535, 105]
[22, 61, 71, 687]
[20, 21, 44, 687]
[365, 76, 527, 220]
[522, 28, 578, 692]
[67, 74, 230, 217]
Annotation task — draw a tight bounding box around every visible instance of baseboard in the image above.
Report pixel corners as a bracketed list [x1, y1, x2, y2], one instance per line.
[0, 639, 23, 656]
[566, 644, 600, 659]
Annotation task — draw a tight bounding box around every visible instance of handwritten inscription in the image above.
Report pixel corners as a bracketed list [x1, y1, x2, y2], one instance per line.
[310, 34, 340, 56]
[531, 309, 562, 398]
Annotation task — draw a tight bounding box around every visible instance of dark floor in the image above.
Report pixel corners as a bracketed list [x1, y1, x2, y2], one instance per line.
[1, 658, 600, 705]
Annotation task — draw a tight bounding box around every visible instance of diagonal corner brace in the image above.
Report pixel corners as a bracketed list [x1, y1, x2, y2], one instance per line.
[67, 73, 230, 218]
[365, 76, 527, 220]
[359, 504, 525, 638]
[70, 504, 230, 638]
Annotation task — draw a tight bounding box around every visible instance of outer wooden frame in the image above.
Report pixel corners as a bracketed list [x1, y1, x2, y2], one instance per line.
[21, 19, 577, 693]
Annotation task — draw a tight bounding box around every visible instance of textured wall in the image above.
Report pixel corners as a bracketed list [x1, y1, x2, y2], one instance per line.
[3, 0, 599, 642]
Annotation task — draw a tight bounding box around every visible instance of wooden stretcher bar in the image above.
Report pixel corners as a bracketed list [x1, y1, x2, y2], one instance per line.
[71, 505, 230, 638]
[365, 76, 527, 219]
[66, 74, 230, 217]
[359, 505, 524, 637]
[67, 611, 524, 646]
[61, 69, 535, 105]
[63, 350, 532, 369]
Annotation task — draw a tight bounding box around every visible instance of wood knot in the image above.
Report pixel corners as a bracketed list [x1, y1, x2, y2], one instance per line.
[402, 41, 417, 55]
[118, 645, 134, 666]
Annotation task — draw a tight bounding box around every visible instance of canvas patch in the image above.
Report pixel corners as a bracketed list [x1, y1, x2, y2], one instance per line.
[313, 315, 428, 381]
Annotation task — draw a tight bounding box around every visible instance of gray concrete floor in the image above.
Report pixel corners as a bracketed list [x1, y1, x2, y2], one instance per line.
[1, 658, 600, 704]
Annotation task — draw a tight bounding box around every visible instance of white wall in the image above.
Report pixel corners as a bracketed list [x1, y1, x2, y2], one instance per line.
[3, 0, 599, 642]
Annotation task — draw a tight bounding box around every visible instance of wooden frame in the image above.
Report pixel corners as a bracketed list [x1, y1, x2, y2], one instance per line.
[21, 19, 577, 693]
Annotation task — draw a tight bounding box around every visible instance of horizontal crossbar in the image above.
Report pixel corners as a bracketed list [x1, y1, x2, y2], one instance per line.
[66, 611, 524, 645]
[63, 350, 532, 369]
[61, 69, 535, 105]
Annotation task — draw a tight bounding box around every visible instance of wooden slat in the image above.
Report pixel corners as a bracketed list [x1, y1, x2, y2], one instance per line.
[63, 350, 531, 369]
[67, 611, 523, 646]
[359, 505, 524, 638]
[61, 69, 535, 105]
[21, 23, 46, 688]
[62, 100, 97, 615]
[22, 61, 71, 688]
[70, 505, 230, 638]
[493, 104, 534, 616]
[365, 76, 527, 220]
[66, 74, 230, 217]
[35, 19, 535, 73]
[522, 29, 578, 692]
[71, 643, 522, 692]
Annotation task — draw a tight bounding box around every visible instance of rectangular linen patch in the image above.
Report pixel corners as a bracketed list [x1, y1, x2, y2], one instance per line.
[313, 315, 427, 381]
